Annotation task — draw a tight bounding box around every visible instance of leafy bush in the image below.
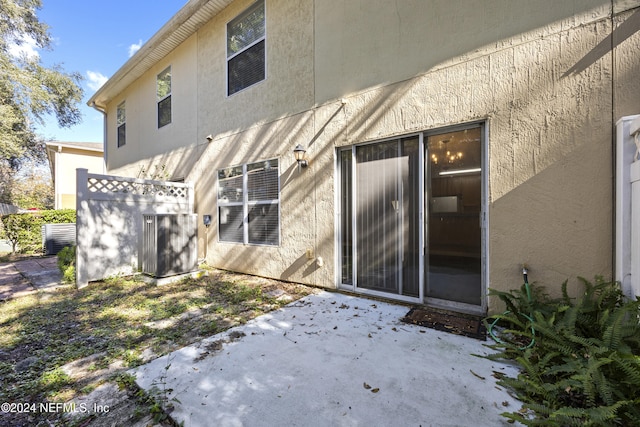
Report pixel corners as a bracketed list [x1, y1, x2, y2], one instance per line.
[0, 209, 75, 254]
[485, 277, 640, 426]
[57, 245, 75, 283]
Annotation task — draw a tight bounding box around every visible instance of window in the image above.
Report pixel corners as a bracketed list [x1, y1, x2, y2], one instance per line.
[116, 101, 126, 147]
[157, 66, 171, 128]
[218, 158, 279, 245]
[227, 0, 265, 95]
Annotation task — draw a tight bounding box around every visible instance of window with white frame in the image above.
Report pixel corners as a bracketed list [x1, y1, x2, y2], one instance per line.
[157, 66, 171, 128]
[116, 101, 126, 147]
[227, 0, 265, 96]
[218, 158, 279, 245]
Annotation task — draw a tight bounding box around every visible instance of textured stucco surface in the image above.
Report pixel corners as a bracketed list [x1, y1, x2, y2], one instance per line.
[104, 34, 198, 179]
[100, 0, 640, 313]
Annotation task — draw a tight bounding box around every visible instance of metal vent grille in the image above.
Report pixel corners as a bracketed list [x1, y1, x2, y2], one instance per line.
[142, 214, 197, 277]
[42, 223, 76, 255]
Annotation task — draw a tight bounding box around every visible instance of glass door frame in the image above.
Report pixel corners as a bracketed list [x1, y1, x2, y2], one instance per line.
[335, 133, 425, 305]
[423, 122, 488, 315]
[335, 122, 488, 313]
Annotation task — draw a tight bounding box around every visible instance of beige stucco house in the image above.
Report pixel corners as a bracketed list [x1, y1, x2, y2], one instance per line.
[45, 141, 104, 209]
[88, 0, 640, 314]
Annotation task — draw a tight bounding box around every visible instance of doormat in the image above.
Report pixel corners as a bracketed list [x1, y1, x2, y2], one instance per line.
[401, 307, 486, 340]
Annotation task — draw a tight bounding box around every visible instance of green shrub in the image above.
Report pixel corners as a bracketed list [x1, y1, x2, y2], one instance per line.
[0, 209, 75, 254]
[57, 245, 75, 283]
[484, 277, 640, 426]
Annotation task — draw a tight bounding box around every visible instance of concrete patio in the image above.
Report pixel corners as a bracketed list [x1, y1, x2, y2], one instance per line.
[134, 291, 521, 427]
[0, 256, 63, 300]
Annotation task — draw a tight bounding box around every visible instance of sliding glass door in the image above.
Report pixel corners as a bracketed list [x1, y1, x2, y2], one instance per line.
[425, 127, 483, 306]
[338, 125, 484, 310]
[338, 137, 421, 301]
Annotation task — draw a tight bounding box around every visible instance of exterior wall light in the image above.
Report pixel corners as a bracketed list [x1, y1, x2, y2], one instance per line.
[293, 144, 308, 168]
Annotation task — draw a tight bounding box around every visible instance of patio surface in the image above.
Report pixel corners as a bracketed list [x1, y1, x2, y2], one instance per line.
[0, 256, 63, 300]
[134, 291, 521, 427]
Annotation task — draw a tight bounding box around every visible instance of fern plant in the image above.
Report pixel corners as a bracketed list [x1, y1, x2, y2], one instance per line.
[484, 277, 640, 426]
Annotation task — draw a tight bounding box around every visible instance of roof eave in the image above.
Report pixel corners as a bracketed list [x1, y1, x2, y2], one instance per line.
[87, 0, 233, 110]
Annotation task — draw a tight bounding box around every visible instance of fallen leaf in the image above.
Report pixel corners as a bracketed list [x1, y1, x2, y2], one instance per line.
[470, 370, 485, 380]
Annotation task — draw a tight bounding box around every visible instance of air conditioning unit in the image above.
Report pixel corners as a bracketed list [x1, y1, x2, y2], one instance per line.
[142, 214, 197, 277]
[42, 223, 76, 255]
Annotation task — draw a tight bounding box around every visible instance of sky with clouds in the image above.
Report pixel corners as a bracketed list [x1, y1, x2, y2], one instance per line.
[33, 1, 187, 143]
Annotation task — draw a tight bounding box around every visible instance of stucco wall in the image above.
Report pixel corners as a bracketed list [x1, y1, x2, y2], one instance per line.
[105, 34, 198, 179]
[57, 149, 104, 209]
[101, 0, 640, 313]
[196, 0, 314, 141]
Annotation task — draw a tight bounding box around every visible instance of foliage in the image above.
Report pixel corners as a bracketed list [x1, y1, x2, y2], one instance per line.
[484, 277, 640, 426]
[57, 245, 75, 283]
[0, 0, 83, 204]
[9, 164, 53, 209]
[0, 268, 313, 426]
[0, 210, 39, 253]
[0, 209, 75, 253]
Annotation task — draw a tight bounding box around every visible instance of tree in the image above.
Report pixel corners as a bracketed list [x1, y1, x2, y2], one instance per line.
[10, 163, 53, 209]
[0, 0, 83, 204]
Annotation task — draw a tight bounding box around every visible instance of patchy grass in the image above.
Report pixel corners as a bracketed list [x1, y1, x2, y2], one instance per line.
[0, 267, 315, 426]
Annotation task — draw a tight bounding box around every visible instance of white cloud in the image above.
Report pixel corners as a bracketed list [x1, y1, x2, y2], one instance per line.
[8, 34, 39, 59]
[86, 71, 108, 91]
[128, 39, 143, 57]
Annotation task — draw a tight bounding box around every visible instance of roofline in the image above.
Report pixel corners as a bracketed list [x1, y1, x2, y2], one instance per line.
[87, 0, 234, 110]
[44, 141, 104, 153]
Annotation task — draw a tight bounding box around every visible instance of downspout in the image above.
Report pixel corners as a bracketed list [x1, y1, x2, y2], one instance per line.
[610, 0, 616, 279]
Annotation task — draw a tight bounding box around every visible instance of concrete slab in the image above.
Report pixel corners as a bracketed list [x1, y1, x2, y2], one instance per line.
[134, 292, 520, 427]
[14, 257, 63, 290]
[0, 262, 35, 300]
[0, 256, 65, 300]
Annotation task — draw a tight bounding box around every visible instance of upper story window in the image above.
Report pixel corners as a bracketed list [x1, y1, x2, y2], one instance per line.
[116, 101, 126, 147]
[157, 66, 172, 128]
[227, 0, 265, 96]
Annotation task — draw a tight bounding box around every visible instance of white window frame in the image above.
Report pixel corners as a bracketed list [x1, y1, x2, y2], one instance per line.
[226, 0, 266, 96]
[217, 158, 280, 246]
[157, 66, 172, 128]
[116, 101, 126, 148]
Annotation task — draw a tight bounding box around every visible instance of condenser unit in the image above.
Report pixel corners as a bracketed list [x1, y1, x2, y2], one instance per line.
[142, 214, 197, 277]
[42, 223, 76, 255]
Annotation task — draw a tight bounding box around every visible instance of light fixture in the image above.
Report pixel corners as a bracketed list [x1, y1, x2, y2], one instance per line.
[293, 144, 308, 168]
[439, 167, 481, 176]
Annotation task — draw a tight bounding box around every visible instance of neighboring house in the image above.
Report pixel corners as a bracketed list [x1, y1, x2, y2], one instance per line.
[45, 141, 105, 209]
[87, 0, 640, 314]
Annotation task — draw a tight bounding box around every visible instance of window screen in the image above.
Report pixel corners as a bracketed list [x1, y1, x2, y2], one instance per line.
[116, 101, 126, 147]
[157, 66, 171, 127]
[218, 158, 279, 245]
[227, 0, 265, 95]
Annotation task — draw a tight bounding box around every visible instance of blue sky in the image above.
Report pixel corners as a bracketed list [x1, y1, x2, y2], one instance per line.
[32, 1, 187, 143]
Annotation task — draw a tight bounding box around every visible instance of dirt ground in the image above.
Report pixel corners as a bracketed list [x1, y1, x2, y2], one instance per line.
[0, 267, 317, 427]
[67, 276, 316, 427]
